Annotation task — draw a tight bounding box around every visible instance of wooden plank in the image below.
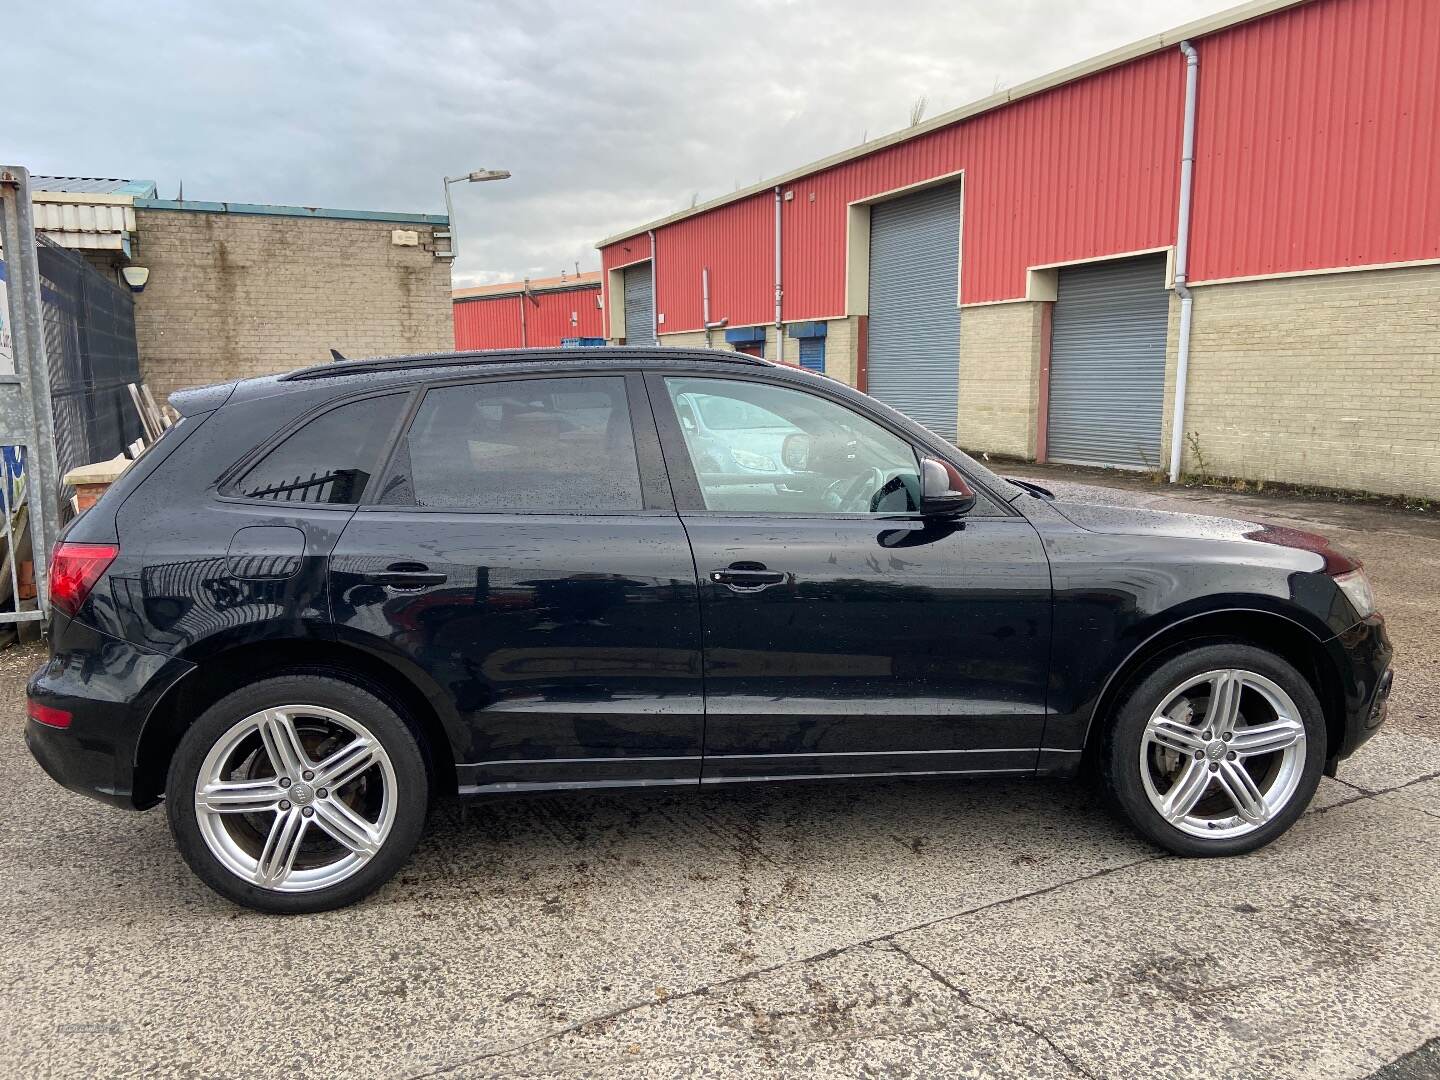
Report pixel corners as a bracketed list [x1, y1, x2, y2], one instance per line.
[128, 383, 159, 442]
[140, 384, 170, 431]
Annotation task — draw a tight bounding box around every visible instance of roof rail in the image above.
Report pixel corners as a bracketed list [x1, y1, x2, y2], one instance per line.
[279, 346, 770, 382]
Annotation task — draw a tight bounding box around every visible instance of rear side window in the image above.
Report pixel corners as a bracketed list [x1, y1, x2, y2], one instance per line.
[378, 376, 643, 512]
[237, 393, 406, 504]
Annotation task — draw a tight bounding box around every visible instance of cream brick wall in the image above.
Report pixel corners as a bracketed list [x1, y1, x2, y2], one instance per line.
[956, 302, 1043, 458]
[819, 317, 859, 387]
[656, 329, 728, 350]
[1164, 264, 1440, 499]
[132, 208, 453, 399]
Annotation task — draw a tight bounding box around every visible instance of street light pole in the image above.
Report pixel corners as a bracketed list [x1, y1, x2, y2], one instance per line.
[441, 168, 511, 263]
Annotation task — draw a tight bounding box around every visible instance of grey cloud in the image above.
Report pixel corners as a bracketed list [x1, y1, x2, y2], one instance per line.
[13, 0, 1228, 286]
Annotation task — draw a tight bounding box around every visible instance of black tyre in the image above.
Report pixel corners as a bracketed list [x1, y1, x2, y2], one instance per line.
[1101, 642, 1326, 857]
[166, 674, 428, 913]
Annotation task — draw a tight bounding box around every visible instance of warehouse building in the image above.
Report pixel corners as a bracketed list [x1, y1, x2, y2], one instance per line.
[598, 0, 1439, 499]
[453, 272, 604, 349]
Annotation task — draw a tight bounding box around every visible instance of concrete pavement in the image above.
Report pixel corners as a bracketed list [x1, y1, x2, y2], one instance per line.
[1, 475, 1436, 1079]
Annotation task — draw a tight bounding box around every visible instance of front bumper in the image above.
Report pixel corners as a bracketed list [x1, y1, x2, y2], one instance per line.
[1329, 613, 1393, 763]
[25, 615, 192, 810]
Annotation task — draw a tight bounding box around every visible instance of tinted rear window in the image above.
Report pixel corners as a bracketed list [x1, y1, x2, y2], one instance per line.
[378, 376, 643, 512]
[238, 393, 406, 504]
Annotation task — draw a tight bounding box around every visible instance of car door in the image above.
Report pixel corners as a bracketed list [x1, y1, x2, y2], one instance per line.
[646, 372, 1052, 782]
[328, 370, 705, 793]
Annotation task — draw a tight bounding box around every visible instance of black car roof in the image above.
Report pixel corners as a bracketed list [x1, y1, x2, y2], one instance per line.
[171, 347, 828, 418]
[278, 346, 771, 382]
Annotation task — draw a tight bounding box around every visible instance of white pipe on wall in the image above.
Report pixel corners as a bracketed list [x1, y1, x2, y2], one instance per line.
[774, 186, 783, 362]
[1168, 39, 1200, 484]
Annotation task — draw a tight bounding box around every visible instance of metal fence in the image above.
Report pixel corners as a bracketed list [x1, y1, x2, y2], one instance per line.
[36, 235, 145, 482]
[1, 165, 144, 621]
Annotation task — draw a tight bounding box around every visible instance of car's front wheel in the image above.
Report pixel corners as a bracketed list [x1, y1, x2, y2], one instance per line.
[166, 674, 428, 913]
[1102, 643, 1326, 856]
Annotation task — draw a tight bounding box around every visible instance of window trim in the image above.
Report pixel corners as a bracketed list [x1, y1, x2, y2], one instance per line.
[216, 387, 417, 509]
[364, 370, 673, 517]
[644, 370, 1016, 519]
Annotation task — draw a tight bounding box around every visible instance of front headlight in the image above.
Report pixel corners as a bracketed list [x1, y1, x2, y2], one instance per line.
[731, 448, 778, 472]
[1334, 568, 1375, 619]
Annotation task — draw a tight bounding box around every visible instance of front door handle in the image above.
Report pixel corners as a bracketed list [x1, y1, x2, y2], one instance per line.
[710, 567, 786, 593]
[357, 563, 448, 591]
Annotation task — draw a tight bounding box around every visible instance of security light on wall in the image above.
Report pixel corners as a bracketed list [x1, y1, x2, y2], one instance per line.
[121, 266, 150, 294]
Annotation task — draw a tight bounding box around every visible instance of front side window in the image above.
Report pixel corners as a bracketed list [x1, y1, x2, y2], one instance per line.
[380, 375, 643, 512]
[238, 393, 405, 504]
[664, 377, 920, 514]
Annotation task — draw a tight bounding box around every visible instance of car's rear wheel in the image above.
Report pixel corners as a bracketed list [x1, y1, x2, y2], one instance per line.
[166, 675, 427, 913]
[1101, 643, 1326, 856]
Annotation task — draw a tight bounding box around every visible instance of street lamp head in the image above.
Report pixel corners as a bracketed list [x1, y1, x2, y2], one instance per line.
[441, 168, 511, 263]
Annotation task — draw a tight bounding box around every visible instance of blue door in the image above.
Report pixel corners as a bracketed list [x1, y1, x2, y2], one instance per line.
[798, 336, 825, 373]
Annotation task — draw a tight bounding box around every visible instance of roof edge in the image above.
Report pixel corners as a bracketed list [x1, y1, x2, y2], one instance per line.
[32, 191, 142, 206]
[596, 0, 1309, 248]
[453, 278, 602, 302]
[134, 199, 447, 225]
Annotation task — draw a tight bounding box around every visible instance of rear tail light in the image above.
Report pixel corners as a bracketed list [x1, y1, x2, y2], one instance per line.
[48, 542, 118, 617]
[27, 699, 72, 729]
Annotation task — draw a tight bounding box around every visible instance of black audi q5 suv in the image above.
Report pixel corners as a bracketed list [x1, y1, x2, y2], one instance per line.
[25, 348, 1393, 912]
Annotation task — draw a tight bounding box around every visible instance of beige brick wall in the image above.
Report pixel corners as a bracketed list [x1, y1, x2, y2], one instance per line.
[1165, 264, 1440, 499]
[656, 328, 728, 350]
[957, 301, 1043, 458]
[819, 317, 858, 387]
[132, 209, 453, 399]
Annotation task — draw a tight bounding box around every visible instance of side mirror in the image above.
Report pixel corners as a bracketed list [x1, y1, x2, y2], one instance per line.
[781, 433, 810, 471]
[919, 457, 977, 517]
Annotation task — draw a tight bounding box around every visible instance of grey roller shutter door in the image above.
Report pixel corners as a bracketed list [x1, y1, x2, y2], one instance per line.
[1046, 254, 1169, 470]
[866, 182, 963, 442]
[623, 263, 655, 347]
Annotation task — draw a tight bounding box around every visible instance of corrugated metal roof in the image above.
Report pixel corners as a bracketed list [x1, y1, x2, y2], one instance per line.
[31, 176, 157, 197]
[453, 271, 602, 301]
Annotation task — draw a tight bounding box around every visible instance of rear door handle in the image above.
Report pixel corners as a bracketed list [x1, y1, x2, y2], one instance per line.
[710, 567, 786, 593]
[358, 563, 448, 591]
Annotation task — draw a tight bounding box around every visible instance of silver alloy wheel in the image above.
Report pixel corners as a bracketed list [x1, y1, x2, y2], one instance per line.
[1139, 668, 1307, 839]
[193, 705, 397, 893]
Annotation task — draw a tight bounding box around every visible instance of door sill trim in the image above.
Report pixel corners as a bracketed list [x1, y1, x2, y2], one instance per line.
[458, 777, 701, 796]
[698, 767, 1035, 785]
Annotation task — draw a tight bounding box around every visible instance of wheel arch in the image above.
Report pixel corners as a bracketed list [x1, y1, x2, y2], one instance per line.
[133, 636, 460, 808]
[1079, 607, 1346, 769]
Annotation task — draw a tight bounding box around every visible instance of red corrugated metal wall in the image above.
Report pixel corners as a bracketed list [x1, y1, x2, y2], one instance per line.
[656, 192, 774, 330]
[782, 49, 1183, 316]
[454, 294, 523, 349]
[600, 0, 1437, 333]
[1190, 0, 1440, 281]
[453, 286, 604, 349]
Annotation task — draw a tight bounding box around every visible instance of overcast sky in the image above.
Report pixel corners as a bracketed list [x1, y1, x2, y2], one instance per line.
[14, 0, 1231, 287]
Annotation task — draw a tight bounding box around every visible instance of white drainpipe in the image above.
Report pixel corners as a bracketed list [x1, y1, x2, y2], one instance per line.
[646, 230, 660, 343]
[1168, 39, 1199, 483]
[702, 266, 727, 348]
[774, 186, 783, 362]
